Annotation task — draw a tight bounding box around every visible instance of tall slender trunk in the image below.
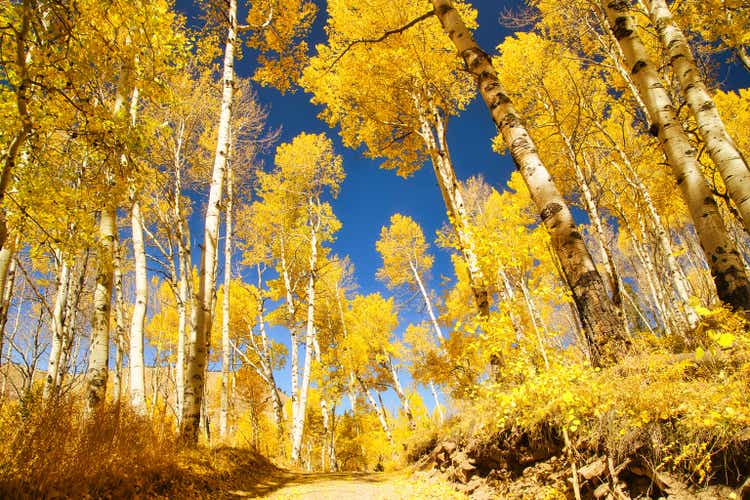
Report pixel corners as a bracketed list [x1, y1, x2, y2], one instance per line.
[409, 260, 444, 342]
[358, 376, 392, 443]
[0, 236, 17, 364]
[429, 381, 444, 424]
[279, 235, 301, 457]
[220, 165, 234, 439]
[431, 0, 626, 366]
[44, 253, 70, 400]
[181, 0, 237, 444]
[255, 267, 285, 448]
[57, 249, 88, 388]
[518, 276, 551, 370]
[112, 239, 127, 404]
[174, 132, 190, 423]
[86, 206, 116, 410]
[648, 0, 750, 234]
[601, 0, 750, 313]
[292, 211, 319, 462]
[321, 398, 330, 471]
[335, 289, 359, 414]
[129, 197, 147, 414]
[387, 355, 415, 429]
[598, 123, 699, 327]
[414, 98, 489, 315]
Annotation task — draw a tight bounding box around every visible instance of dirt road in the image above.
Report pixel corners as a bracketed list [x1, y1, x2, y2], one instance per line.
[227, 471, 468, 499]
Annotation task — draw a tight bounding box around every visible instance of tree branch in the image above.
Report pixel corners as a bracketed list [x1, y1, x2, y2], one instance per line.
[326, 10, 435, 73]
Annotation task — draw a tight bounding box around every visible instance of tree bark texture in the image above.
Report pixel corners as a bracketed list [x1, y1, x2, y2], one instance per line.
[430, 0, 627, 365]
[601, 0, 750, 313]
[181, 0, 236, 444]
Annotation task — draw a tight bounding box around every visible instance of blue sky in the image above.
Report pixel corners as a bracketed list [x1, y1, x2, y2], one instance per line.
[173, 0, 518, 412]
[171, 0, 750, 414]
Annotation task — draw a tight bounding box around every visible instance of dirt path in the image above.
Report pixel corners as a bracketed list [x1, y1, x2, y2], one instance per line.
[227, 471, 468, 499]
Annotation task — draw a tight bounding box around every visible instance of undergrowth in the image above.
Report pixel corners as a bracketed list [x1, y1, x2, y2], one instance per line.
[0, 394, 276, 498]
[420, 305, 750, 492]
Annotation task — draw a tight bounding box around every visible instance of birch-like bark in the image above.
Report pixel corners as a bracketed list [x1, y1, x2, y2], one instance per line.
[129, 197, 147, 414]
[279, 234, 302, 457]
[0, 237, 17, 368]
[518, 276, 551, 370]
[86, 206, 116, 410]
[429, 381, 444, 424]
[335, 289, 358, 414]
[181, 0, 236, 444]
[409, 260, 444, 342]
[43, 253, 70, 400]
[596, 120, 699, 327]
[387, 354, 415, 429]
[321, 398, 330, 471]
[431, 0, 626, 365]
[174, 131, 191, 423]
[648, 0, 750, 234]
[112, 235, 128, 405]
[291, 208, 319, 462]
[254, 266, 285, 447]
[57, 250, 88, 388]
[601, 0, 750, 313]
[220, 165, 234, 439]
[414, 98, 489, 315]
[358, 376, 393, 443]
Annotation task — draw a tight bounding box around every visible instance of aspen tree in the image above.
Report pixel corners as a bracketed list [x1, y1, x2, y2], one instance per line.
[220, 160, 234, 439]
[182, 0, 238, 442]
[430, 0, 627, 364]
[646, 0, 750, 234]
[303, 0, 490, 315]
[601, 0, 750, 312]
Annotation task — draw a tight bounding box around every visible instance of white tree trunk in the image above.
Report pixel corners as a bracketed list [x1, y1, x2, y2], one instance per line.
[358, 376, 392, 443]
[220, 165, 234, 439]
[43, 253, 70, 400]
[291, 212, 319, 462]
[129, 198, 148, 414]
[174, 133, 190, 423]
[0, 236, 17, 368]
[387, 355, 415, 429]
[429, 381, 444, 424]
[648, 0, 750, 234]
[181, 0, 236, 444]
[414, 99, 489, 315]
[410, 260, 444, 343]
[86, 206, 116, 411]
[602, 0, 750, 312]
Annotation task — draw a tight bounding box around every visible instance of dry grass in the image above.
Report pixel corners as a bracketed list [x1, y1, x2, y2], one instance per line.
[0, 393, 278, 498]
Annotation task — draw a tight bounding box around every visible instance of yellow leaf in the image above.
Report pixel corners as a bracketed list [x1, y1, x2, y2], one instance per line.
[695, 347, 706, 361]
[717, 333, 735, 348]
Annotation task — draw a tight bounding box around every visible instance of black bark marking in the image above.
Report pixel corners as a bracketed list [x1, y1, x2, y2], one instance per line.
[670, 53, 686, 64]
[607, 0, 630, 12]
[631, 60, 647, 74]
[649, 123, 660, 137]
[540, 202, 563, 222]
[611, 17, 632, 40]
[435, 3, 453, 17]
[699, 101, 715, 112]
[502, 113, 521, 129]
[573, 270, 600, 289]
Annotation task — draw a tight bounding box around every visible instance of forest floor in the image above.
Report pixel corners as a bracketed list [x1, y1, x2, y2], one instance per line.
[150, 448, 471, 499]
[226, 470, 468, 499]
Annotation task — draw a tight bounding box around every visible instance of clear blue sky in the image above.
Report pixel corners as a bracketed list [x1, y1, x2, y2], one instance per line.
[172, 0, 750, 413]
[173, 0, 518, 412]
